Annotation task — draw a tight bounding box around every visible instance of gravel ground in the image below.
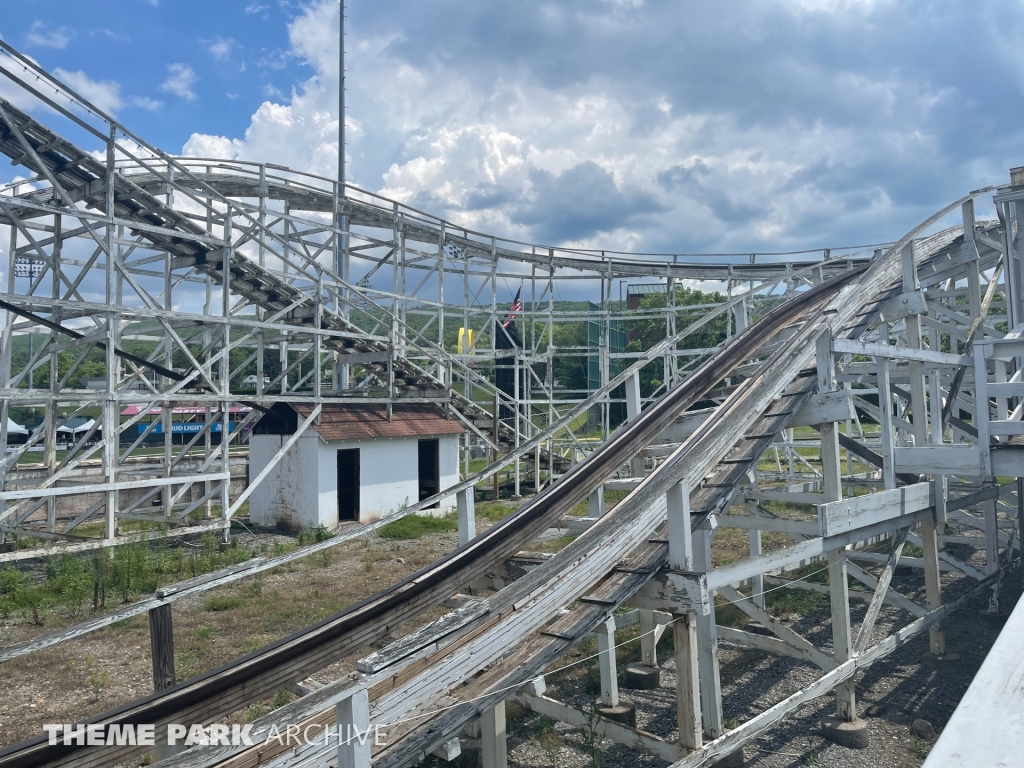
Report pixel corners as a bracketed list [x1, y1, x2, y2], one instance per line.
[451, 557, 1021, 768]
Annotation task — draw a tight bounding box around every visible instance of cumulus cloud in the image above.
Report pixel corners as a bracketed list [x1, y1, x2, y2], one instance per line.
[25, 20, 73, 49]
[205, 36, 237, 60]
[160, 63, 198, 101]
[53, 68, 122, 114]
[182, 0, 1024, 253]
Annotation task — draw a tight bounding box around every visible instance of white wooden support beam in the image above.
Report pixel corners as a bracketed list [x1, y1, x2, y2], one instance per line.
[626, 371, 644, 477]
[667, 480, 693, 571]
[787, 389, 856, 428]
[693, 518, 723, 739]
[596, 615, 619, 707]
[457, 487, 476, 547]
[818, 331, 856, 720]
[817, 482, 931, 537]
[663, 475, 706, 747]
[588, 485, 605, 517]
[876, 344, 897, 490]
[639, 608, 658, 668]
[878, 289, 928, 324]
[674, 612, 702, 750]
[928, 369, 948, 526]
[480, 701, 508, 768]
[336, 688, 371, 768]
[853, 526, 909, 655]
[832, 338, 971, 367]
[904, 239, 947, 659]
[749, 527, 765, 609]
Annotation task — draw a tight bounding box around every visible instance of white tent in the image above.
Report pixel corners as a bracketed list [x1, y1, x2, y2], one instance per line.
[56, 419, 97, 435]
[5, 418, 27, 435]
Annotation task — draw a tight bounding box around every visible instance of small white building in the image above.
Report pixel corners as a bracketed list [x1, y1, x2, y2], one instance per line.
[248, 403, 465, 529]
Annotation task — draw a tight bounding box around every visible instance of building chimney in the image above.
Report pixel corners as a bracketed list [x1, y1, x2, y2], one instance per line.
[1011, 166, 1024, 187]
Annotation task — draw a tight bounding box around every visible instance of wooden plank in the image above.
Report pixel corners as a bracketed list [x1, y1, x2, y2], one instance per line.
[854, 527, 909, 654]
[894, 446, 982, 476]
[630, 571, 710, 615]
[148, 604, 176, 692]
[674, 614, 702, 749]
[787, 389, 855, 428]
[878, 290, 928, 323]
[832, 338, 972, 367]
[817, 482, 930, 537]
[155, 558, 267, 599]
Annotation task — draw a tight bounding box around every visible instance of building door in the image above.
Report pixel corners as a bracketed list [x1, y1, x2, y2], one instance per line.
[337, 448, 360, 522]
[418, 439, 439, 506]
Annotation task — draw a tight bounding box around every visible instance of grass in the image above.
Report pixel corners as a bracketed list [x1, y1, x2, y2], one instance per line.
[204, 595, 244, 612]
[0, 532, 261, 625]
[378, 512, 458, 540]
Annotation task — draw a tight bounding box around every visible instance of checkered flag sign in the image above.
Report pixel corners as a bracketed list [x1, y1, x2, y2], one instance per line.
[14, 257, 44, 279]
[442, 238, 466, 261]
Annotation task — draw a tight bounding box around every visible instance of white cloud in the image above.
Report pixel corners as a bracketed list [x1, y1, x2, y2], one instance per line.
[53, 68, 122, 115]
[25, 21, 74, 49]
[205, 36, 237, 60]
[159, 63, 198, 101]
[128, 96, 163, 111]
[181, 0, 1024, 254]
[245, 3, 269, 14]
[262, 83, 285, 98]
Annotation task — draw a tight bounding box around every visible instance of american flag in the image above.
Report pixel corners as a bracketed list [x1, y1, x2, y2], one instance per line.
[502, 287, 522, 329]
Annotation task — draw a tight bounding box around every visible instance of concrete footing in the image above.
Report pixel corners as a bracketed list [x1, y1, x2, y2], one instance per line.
[623, 664, 660, 690]
[922, 651, 961, 670]
[595, 699, 637, 727]
[820, 716, 870, 750]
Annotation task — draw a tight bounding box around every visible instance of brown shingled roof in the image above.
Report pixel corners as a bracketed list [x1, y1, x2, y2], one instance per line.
[293, 404, 466, 442]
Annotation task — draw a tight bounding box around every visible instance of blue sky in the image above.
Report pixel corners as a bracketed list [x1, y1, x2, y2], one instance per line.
[1, 0, 1023, 256]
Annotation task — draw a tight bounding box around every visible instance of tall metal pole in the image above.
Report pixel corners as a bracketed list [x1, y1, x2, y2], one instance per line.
[337, 0, 350, 389]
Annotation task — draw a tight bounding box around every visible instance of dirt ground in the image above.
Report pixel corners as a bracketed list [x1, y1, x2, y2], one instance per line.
[1, 509, 1018, 768]
[0, 523, 471, 749]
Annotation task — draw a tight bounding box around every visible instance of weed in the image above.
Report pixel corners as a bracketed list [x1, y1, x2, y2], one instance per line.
[378, 513, 457, 540]
[297, 524, 333, 547]
[911, 735, 933, 758]
[579, 702, 604, 768]
[87, 668, 111, 696]
[534, 716, 563, 760]
[176, 648, 204, 680]
[204, 595, 244, 612]
[583, 662, 601, 696]
[197, 627, 215, 641]
[271, 689, 292, 709]
[802, 749, 821, 765]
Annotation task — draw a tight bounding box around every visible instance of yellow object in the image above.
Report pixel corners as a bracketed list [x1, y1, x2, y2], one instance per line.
[458, 328, 475, 354]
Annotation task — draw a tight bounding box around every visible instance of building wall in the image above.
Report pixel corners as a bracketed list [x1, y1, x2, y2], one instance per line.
[249, 432, 461, 529]
[248, 433, 320, 529]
